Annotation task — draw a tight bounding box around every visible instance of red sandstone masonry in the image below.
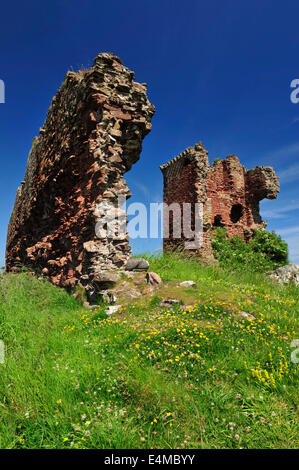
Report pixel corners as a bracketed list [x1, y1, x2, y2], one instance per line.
[6, 53, 155, 296]
[160, 142, 279, 261]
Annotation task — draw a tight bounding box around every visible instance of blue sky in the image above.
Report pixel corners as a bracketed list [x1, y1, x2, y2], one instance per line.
[0, 0, 299, 266]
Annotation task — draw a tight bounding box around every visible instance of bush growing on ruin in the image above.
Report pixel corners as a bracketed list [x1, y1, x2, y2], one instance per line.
[250, 229, 289, 264]
[211, 227, 288, 272]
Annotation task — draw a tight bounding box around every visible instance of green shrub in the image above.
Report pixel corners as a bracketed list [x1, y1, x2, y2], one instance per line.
[211, 227, 288, 272]
[250, 229, 289, 264]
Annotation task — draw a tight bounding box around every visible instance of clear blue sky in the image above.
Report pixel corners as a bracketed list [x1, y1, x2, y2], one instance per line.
[1, 0, 299, 266]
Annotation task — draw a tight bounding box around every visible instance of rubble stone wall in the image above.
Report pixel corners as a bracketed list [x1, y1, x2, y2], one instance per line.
[160, 142, 279, 261]
[6, 53, 155, 295]
[161, 143, 211, 256]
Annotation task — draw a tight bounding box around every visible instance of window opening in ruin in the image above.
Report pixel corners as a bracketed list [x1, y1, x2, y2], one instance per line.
[213, 214, 224, 227]
[230, 204, 244, 223]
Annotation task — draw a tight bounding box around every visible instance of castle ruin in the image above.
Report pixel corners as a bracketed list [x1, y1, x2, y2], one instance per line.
[5, 53, 155, 296]
[6, 54, 280, 295]
[160, 142, 280, 260]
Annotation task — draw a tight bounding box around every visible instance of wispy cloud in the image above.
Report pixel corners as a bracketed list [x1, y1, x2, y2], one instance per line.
[262, 142, 299, 183]
[277, 225, 299, 236]
[130, 181, 151, 198]
[261, 202, 299, 219]
[266, 142, 299, 161]
[278, 162, 299, 184]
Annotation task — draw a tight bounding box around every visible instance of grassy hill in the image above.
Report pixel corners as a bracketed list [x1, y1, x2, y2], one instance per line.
[0, 250, 298, 449]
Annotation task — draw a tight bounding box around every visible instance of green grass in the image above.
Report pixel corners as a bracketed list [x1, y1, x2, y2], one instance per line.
[0, 254, 298, 449]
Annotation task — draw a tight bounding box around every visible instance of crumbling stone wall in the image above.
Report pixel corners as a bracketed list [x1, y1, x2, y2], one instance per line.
[160, 142, 279, 260]
[6, 53, 155, 295]
[160, 142, 210, 256]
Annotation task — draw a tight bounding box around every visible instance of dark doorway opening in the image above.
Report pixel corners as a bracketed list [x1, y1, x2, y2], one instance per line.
[213, 214, 225, 227]
[230, 204, 243, 223]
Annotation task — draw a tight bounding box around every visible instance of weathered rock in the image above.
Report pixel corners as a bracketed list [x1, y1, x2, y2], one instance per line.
[268, 264, 299, 286]
[64, 277, 77, 289]
[100, 291, 117, 304]
[113, 281, 143, 299]
[105, 305, 122, 316]
[93, 271, 120, 284]
[179, 280, 197, 287]
[160, 142, 279, 261]
[146, 272, 162, 286]
[160, 298, 180, 306]
[238, 311, 256, 320]
[6, 53, 155, 295]
[125, 257, 149, 271]
[121, 289, 142, 299]
[121, 271, 137, 279]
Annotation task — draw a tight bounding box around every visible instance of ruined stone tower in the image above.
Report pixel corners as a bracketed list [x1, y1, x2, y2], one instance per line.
[6, 53, 155, 295]
[160, 142, 280, 260]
